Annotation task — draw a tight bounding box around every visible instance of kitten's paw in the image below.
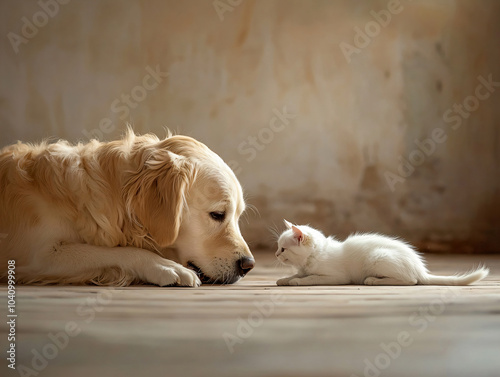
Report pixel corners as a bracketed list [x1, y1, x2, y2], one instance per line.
[363, 277, 379, 286]
[288, 278, 301, 286]
[276, 278, 291, 286]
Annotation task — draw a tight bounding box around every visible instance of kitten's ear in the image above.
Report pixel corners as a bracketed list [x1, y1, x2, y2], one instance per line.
[284, 219, 293, 229]
[291, 225, 304, 244]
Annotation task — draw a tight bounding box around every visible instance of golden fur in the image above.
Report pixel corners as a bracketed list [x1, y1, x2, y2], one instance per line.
[0, 130, 254, 286]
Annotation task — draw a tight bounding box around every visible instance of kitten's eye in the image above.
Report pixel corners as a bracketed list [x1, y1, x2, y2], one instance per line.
[209, 211, 226, 222]
[281, 247, 285, 252]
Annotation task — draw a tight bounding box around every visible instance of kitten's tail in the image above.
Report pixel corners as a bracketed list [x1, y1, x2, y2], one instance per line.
[420, 266, 489, 286]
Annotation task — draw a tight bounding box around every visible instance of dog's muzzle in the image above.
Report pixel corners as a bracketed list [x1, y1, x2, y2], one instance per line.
[188, 257, 255, 285]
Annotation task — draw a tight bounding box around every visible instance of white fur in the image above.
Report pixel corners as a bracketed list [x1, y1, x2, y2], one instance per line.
[276, 221, 489, 286]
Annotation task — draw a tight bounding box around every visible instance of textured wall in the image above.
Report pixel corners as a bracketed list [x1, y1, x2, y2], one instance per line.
[1, 0, 499, 252]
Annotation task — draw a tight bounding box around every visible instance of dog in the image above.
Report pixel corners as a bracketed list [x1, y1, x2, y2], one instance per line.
[0, 129, 254, 287]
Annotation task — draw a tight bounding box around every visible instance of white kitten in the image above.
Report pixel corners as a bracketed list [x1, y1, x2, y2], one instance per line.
[276, 220, 489, 286]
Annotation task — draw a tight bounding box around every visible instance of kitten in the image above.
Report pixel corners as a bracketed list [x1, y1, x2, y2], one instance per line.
[275, 220, 489, 286]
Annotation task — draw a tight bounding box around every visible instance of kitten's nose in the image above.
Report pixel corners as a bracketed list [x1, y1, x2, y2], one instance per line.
[237, 256, 255, 276]
[275, 250, 281, 257]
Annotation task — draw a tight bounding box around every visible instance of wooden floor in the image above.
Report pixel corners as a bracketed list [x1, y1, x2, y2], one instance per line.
[2, 252, 500, 377]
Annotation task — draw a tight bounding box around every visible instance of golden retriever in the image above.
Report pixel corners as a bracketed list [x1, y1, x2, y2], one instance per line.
[0, 129, 254, 287]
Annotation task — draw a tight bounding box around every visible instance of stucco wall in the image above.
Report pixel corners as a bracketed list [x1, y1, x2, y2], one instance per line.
[1, 0, 499, 252]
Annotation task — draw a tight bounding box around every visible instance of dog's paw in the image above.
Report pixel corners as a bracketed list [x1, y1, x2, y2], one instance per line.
[276, 278, 291, 286]
[147, 263, 201, 287]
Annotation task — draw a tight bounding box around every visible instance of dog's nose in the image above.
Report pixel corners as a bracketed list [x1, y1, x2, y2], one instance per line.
[237, 256, 255, 276]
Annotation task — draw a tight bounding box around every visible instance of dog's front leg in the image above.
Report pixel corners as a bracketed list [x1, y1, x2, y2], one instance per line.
[26, 243, 201, 287]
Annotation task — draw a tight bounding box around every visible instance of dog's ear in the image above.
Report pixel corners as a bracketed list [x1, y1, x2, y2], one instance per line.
[124, 149, 194, 247]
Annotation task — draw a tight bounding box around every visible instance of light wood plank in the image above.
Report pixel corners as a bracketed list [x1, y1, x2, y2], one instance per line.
[1, 253, 499, 377]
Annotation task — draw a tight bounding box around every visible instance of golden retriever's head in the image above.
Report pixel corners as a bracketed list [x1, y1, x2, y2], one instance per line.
[125, 133, 254, 284]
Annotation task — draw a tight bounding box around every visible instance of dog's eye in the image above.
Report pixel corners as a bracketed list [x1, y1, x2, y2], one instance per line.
[209, 211, 226, 222]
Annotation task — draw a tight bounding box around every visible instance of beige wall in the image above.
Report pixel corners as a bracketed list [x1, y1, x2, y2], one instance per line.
[1, 0, 499, 252]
